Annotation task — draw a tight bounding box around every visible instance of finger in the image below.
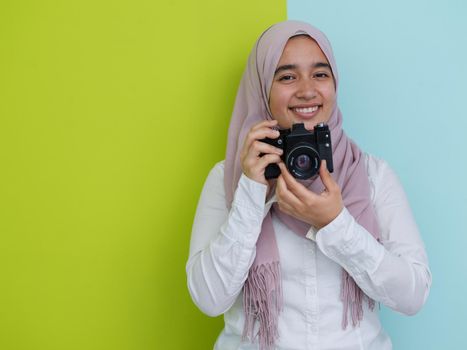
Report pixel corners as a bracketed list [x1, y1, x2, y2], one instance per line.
[278, 162, 319, 202]
[276, 174, 303, 209]
[243, 126, 280, 153]
[277, 162, 296, 184]
[276, 197, 295, 216]
[254, 153, 282, 171]
[251, 126, 280, 141]
[241, 142, 281, 170]
[251, 119, 278, 131]
[250, 140, 283, 156]
[319, 160, 338, 193]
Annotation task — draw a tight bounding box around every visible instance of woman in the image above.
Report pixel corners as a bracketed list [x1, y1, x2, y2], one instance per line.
[186, 20, 431, 350]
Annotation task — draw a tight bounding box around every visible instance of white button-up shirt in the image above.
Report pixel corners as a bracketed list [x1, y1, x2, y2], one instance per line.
[186, 154, 431, 350]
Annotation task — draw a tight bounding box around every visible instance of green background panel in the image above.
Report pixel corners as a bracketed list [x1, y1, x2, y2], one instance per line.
[0, 1, 285, 349]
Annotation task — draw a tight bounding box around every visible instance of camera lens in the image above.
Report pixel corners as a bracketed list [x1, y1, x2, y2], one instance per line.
[294, 154, 311, 171]
[286, 144, 320, 179]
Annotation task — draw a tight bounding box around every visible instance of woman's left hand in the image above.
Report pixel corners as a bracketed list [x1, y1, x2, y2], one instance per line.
[275, 160, 343, 229]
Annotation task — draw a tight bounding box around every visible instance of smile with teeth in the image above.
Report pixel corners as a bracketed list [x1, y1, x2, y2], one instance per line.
[292, 106, 319, 113]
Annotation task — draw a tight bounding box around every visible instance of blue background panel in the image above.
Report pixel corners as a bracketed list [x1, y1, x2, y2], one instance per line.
[288, 1, 467, 349]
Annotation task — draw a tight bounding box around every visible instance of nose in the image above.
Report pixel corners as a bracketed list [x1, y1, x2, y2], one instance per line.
[295, 78, 317, 100]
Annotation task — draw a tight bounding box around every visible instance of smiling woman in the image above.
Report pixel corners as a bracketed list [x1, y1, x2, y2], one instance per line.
[269, 35, 336, 130]
[186, 20, 431, 350]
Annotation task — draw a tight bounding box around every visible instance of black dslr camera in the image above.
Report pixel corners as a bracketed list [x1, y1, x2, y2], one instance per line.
[260, 123, 333, 180]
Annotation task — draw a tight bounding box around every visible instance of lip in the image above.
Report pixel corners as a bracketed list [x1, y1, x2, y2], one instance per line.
[289, 104, 321, 120]
[290, 103, 320, 108]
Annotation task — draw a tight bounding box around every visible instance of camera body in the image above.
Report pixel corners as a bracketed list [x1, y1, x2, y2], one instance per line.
[260, 123, 334, 180]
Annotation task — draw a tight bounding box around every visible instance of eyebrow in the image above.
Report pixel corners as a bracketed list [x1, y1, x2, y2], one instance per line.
[274, 62, 331, 76]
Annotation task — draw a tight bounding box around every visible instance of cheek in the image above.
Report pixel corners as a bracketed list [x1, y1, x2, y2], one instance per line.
[269, 88, 288, 114]
[323, 87, 336, 106]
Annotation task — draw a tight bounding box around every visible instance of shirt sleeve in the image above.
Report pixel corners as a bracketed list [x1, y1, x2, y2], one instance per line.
[186, 162, 267, 316]
[315, 156, 432, 315]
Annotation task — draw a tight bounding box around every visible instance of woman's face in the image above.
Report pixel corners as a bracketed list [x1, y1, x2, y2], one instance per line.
[269, 35, 336, 130]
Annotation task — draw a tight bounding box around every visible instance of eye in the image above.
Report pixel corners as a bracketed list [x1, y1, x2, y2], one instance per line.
[278, 74, 295, 82]
[314, 72, 330, 79]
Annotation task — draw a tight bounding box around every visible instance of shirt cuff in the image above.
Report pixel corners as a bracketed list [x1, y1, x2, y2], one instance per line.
[315, 208, 385, 276]
[305, 225, 318, 241]
[226, 174, 268, 246]
[232, 173, 268, 214]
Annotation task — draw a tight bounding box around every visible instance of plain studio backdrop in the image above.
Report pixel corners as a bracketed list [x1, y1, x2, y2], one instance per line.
[0, 0, 465, 349]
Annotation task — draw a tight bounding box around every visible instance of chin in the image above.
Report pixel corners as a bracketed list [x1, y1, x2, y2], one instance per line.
[303, 120, 320, 130]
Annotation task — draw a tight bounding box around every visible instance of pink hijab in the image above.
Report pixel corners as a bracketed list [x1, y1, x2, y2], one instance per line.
[224, 20, 381, 349]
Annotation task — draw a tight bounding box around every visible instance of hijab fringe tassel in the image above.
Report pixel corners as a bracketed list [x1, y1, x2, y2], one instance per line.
[341, 270, 376, 329]
[242, 261, 283, 350]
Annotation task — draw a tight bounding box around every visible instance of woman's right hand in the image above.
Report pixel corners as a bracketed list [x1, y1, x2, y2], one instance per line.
[240, 119, 283, 187]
